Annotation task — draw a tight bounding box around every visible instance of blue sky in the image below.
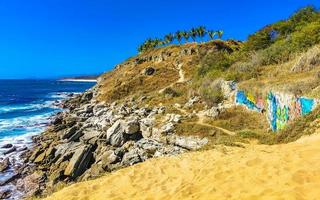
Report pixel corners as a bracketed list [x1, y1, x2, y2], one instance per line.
[0, 0, 319, 79]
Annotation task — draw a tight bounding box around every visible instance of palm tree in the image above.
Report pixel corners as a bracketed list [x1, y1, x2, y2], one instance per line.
[208, 30, 217, 40]
[181, 31, 190, 43]
[190, 28, 198, 42]
[164, 33, 174, 44]
[175, 31, 183, 44]
[196, 26, 207, 41]
[217, 30, 224, 39]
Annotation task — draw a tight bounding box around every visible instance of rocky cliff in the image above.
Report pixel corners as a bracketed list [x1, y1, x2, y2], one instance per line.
[16, 41, 240, 197]
[15, 39, 320, 198]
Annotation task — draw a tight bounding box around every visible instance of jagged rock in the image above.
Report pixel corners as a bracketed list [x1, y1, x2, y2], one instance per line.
[54, 142, 82, 160]
[64, 145, 93, 178]
[184, 96, 200, 108]
[81, 163, 105, 181]
[123, 117, 140, 134]
[169, 136, 208, 150]
[67, 129, 84, 142]
[3, 147, 16, 155]
[121, 149, 142, 166]
[52, 124, 67, 132]
[81, 91, 93, 102]
[17, 146, 28, 152]
[135, 139, 162, 155]
[29, 147, 43, 162]
[16, 172, 43, 197]
[0, 158, 10, 172]
[220, 80, 236, 99]
[45, 146, 56, 159]
[136, 107, 150, 117]
[154, 145, 186, 157]
[203, 107, 220, 118]
[48, 168, 65, 185]
[140, 124, 152, 138]
[1, 144, 13, 149]
[0, 188, 11, 199]
[61, 126, 78, 140]
[117, 104, 132, 116]
[93, 102, 107, 115]
[158, 106, 166, 114]
[95, 108, 108, 117]
[34, 151, 46, 163]
[161, 122, 175, 134]
[165, 114, 182, 123]
[106, 120, 126, 147]
[98, 150, 119, 168]
[52, 114, 63, 125]
[81, 130, 101, 144]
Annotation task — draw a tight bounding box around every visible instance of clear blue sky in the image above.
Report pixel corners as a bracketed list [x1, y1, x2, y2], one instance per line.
[0, 0, 319, 79]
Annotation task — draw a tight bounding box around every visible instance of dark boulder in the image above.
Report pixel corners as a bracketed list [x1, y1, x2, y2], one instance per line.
[64, 145, 93, 178]
[3, 147, 16, 155]
[1, 144, 13, 149]
[144, 67, 156, 76]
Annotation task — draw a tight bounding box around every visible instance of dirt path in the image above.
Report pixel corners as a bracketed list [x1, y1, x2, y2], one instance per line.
[176, 64, 185, 83]
[159, 63, 186, 93]
[175, 106, 236, 136]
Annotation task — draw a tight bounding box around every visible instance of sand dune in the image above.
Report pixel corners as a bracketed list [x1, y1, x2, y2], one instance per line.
[45, 132, 320, 200]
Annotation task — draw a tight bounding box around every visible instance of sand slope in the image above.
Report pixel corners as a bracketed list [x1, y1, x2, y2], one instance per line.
[45, 133, 320, 200]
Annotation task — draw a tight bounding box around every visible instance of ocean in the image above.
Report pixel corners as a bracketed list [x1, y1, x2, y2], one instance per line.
[0, 79, 95, 199]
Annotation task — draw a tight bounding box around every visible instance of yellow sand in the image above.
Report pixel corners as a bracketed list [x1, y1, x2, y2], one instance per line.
[45, 134, 320, 200]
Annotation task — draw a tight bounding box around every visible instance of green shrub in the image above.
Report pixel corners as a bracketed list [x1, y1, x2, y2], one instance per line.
[197, 50, 234, 78]
[162, 87, 180, 97]
[242, 6, 320, 65]
[245, 26, 275, 51]
[290, 22, 320, 50]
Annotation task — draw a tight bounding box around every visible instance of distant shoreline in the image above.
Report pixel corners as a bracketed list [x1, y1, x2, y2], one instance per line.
[58, 78, 97, 82]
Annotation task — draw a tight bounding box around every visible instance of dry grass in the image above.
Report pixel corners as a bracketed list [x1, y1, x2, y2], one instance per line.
[205, 107, 270, 133]
[238, 51, 320, 98]
[97, 41, 241, 103]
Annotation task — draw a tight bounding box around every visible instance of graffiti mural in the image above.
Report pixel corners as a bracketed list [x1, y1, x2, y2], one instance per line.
[235, 90, 318, 132]
[235, 91, 265, 112]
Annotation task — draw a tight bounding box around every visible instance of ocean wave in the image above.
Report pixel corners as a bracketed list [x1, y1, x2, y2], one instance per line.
[0, 112, 54, 133]
[0, 100, 60, 115]
[48, 92, 81, 99]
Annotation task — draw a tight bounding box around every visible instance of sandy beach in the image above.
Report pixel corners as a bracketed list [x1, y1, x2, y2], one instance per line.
[44, 128, 320, 200]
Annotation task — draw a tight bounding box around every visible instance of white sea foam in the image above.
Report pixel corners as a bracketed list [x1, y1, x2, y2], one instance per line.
[0, 113, 53, 132]
[0, 100, 60, 114]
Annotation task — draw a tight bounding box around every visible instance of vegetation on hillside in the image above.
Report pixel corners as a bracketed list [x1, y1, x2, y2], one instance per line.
[199, 6, 320, 79]
[193, 6, 320, 105]
[137, 26, 224, 53]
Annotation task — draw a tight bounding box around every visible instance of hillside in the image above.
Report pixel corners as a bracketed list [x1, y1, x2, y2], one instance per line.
[14, 6, 320, 199]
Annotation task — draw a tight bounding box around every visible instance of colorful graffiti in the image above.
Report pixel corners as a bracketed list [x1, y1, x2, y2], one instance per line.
[236, 90, 318, 131]
[235, 91, 265, 112]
